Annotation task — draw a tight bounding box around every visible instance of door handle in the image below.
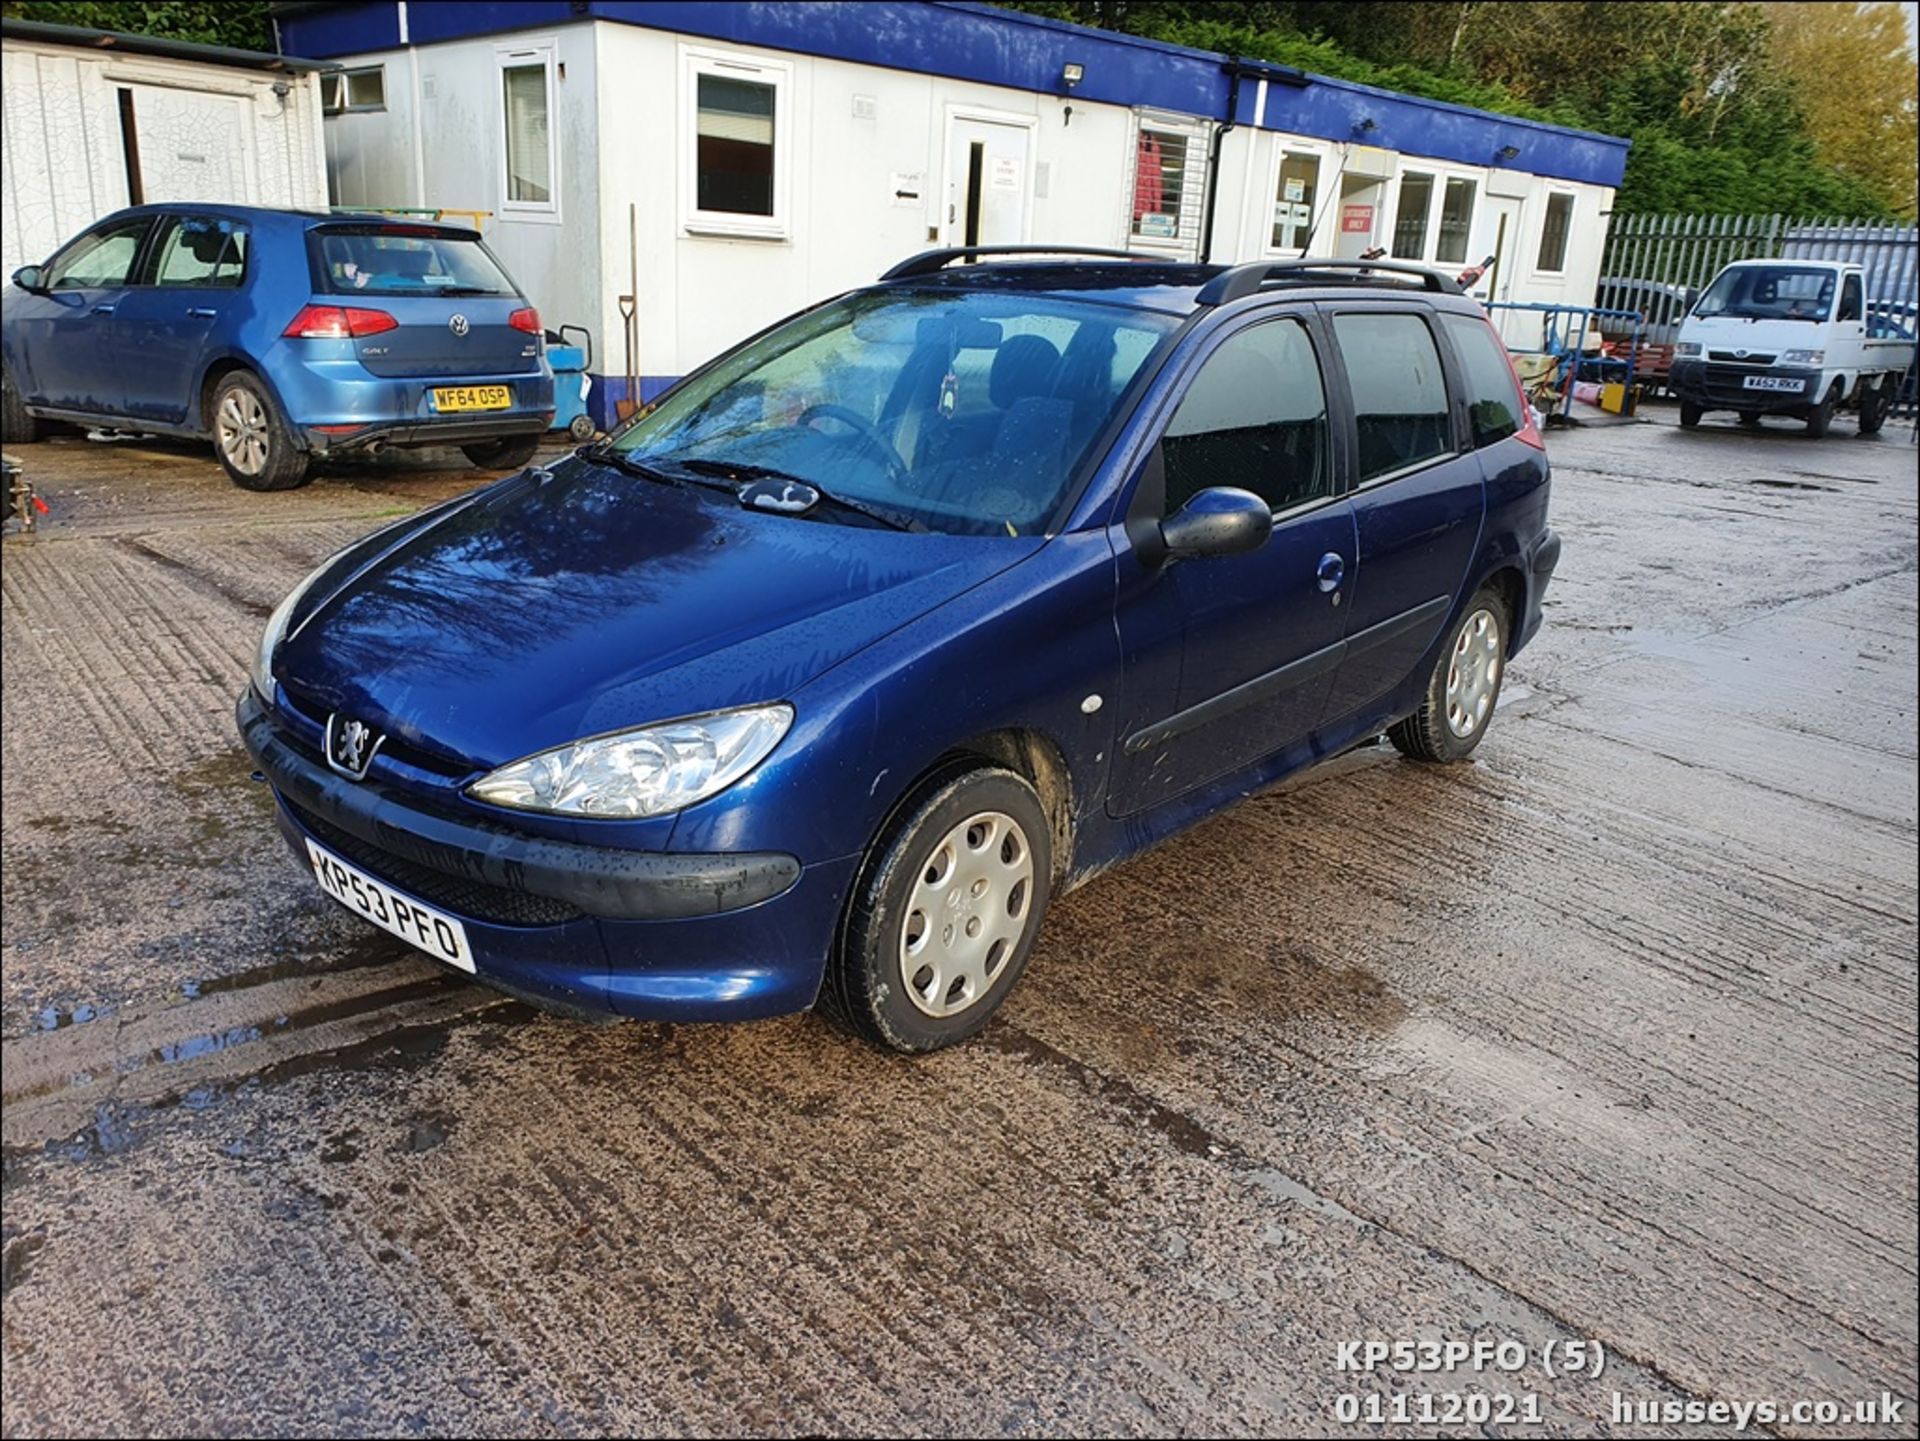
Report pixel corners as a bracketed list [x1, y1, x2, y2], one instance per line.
[186, 307, 217, 319]
[1316, 552, 1345, 592]
[91, 302, 116, 315]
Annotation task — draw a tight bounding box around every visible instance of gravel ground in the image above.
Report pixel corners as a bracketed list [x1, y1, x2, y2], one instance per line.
[2, 409, 1915, 1437]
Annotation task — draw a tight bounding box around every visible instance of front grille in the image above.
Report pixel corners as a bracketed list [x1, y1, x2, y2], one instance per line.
[279, 688, 471, 779]
[288, 800, 583, 928]
[1708, 350, 1778, 364]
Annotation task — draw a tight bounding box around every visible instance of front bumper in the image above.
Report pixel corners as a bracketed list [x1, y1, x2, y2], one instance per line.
[1669, 360, 1822, 413]
[238, 690, 854, 1021]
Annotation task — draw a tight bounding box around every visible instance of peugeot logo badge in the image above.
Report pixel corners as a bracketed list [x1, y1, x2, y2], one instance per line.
[326, 713, 385, 781]
[1734, 348, 1749, 358]
[449, 313, 470, 338]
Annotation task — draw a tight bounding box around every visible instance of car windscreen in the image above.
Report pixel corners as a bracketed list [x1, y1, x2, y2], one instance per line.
[1692, 266, 1835, 322]
[309, 225, 519, 297]
[608, 290, 1178, 537]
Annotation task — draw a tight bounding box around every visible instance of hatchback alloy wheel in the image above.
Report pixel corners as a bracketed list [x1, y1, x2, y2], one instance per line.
[217, 386, 270, 476]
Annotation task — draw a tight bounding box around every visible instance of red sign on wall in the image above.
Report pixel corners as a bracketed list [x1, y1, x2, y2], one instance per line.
[1340, 204, 1375, 234]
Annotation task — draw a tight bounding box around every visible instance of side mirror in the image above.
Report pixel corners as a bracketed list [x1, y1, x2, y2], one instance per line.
[1159, 486, 1273, 561]
[1682, 287, 1700, 314]
[11, 266, 46, 294]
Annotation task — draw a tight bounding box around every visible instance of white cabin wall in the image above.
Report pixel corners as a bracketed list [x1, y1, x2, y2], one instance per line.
[0, 39, 326, 275]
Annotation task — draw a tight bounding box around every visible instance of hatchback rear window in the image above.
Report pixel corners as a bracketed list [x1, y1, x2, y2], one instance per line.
[309, 226, 518, 297]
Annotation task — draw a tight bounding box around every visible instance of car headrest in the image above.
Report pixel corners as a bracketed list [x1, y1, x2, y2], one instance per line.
[184, 228, 233, 264]
[990, 334, 1062, 410]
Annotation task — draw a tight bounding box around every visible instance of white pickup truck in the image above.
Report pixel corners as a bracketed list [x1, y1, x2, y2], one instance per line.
[1668, 258, 1914, 436]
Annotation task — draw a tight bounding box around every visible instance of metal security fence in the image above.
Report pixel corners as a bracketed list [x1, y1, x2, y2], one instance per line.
[1601, 214, 1918, 305]
[1601, 213, 1919, 417]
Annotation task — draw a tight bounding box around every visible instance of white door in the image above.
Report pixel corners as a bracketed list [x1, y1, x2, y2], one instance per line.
[1477, 196, 1526, 343]
[127, 85, 254, 204]
[944, 118, 1030, 249]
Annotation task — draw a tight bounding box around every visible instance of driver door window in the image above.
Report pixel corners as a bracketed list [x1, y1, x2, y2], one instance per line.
[1160, 318, 1330, 517]
[1839, 275, 1863, 323]
[47, 218, 152, 289]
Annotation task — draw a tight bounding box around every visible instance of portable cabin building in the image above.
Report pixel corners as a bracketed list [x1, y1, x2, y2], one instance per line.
[0, 18, 333, 279]
[274, 0, 1631, 426]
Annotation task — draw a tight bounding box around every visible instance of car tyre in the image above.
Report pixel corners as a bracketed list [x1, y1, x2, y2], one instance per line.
[462, 434, 542, 470]
[1737, 411, 1763, 428]
[825, 764, 1053, 1053]
[212, 372, 310, 491]
[2, 370, 39, 445]
[1805, 382, 1838, 438]
[1856, 377, 1889, 436]
[1388, 587, 1510, 764]
[1678, 400, 1703, 428]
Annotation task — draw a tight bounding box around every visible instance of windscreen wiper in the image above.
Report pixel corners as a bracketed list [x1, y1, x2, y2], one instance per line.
[673, 458, 924, 532]
[574, 444, 728, 492]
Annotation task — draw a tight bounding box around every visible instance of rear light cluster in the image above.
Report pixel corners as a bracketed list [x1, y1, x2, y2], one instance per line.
[283, 304, 398, 339]
[509, 307, 541, 334]
[1492, 319, 1548, 451]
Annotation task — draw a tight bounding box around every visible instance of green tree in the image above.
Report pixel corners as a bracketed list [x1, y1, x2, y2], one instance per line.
[0, 1, 273, 51]
[1768, 2, 1918, 218]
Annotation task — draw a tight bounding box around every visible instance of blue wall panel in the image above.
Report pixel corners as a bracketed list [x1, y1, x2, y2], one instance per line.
[279, 0, 1629, 187]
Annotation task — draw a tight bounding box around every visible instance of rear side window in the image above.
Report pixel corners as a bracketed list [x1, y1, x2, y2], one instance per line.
[152, 216, 248, 288]
[1160, 318, 1330, 516]
[1440, 313, 1521, 448]
[1332, 312, 1451, 483]
[310, 227, 518, 297]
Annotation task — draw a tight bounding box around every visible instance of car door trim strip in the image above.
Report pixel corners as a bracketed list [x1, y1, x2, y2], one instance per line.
[1122, 594, 1449, 755]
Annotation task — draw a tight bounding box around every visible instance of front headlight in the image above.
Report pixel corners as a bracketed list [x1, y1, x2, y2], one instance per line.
[251, 571, 321, 702]
[466, 704, 793, 818]
[1781, 349, 1825, 365]
[1674, 342, 1702, 357]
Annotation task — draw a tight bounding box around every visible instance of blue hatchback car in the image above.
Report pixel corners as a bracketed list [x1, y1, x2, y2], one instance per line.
[238, 248, 1560, 1051]
[2, 204, 555, 490]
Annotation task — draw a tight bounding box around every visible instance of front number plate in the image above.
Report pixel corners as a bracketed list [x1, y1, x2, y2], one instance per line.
[431, 384, 513, 412]
[306, 838, 475, 973]
[1742, 375, 1805, 392]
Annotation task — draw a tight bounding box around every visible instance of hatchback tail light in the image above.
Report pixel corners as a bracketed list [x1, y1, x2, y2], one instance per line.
[1492, 321, 1547, 451]
[509, 307, 541, 335]
[282, 304, 399, 339]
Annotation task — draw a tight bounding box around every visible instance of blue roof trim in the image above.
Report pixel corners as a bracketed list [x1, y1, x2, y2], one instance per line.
[277, 1, 1628, 187]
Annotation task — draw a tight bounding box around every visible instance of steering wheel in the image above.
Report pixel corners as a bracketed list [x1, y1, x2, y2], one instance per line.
[796, 404, 911, 490]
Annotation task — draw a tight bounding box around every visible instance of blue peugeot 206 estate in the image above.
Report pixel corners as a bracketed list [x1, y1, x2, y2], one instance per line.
[2, 204, 555, 489]
[238, 248, 1560, 1051]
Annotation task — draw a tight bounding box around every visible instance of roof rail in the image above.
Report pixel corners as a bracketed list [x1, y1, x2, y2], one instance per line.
[1195, 258, 1462, 306]
[880, 246, 1155, 281]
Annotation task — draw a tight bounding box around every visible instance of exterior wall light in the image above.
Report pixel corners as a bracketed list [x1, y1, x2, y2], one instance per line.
[1496, 144, 1520, 162]
[1062, 62, 1085, 89]
[1353, 117, 1378, 136]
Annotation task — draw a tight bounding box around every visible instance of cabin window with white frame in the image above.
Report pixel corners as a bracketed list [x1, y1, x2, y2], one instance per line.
[499, 47, 557, 213]
[1270, 151, 1321, 253]
[1130, 124, 1203, 249]
[1435, 177, 1476, 264]
[684, 51, 789, 237]
[1391, 171, 1434, 259]
[322, 66, 385, 115]
[1537, 192, 1574, 273]
[698, 75, 776, 216]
